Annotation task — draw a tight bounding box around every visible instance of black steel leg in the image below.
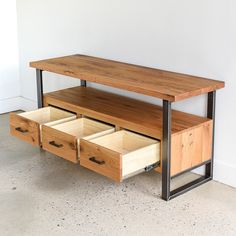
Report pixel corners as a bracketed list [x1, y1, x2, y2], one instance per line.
[81, 80, 87, 87]
[162, 100, 172, 201]
[206, 91, 216, 178]
[36, 69, 43, 108]
[161, 92, 216, 201]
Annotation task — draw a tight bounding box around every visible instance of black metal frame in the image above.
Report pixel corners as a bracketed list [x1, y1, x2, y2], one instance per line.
[35, 68, 216, 201]
[81, 80, 87, 87]
[35, 70, 87, 109]
[36, 69, 43, 108]
[161, 91, 216, 201]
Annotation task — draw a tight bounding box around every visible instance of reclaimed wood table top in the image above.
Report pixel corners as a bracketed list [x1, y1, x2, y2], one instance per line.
[30, 54, 225, 102]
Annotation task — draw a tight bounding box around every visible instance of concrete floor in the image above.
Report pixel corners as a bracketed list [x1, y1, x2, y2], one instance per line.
[0, 113, 236, 236]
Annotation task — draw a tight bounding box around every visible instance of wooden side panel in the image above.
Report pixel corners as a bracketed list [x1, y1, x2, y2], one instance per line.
[202, 121, 213, 162]
[42, 125, 78, 163]
[171, 120, 213, 176]
[10, 113, 40, 146]
[80, 139, 122, 182]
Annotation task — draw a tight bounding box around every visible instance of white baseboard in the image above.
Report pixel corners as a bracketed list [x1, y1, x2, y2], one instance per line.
[0, 96, 37, 114]
[0, 97, 22, 114]
[193, 160, 236, 188]
[214, 161, 236, 188]
[20, 97, 37, 111]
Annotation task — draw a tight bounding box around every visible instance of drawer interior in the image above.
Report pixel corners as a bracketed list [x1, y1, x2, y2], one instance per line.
[42, 118, 115, 163]
[10, 107, 76, 146]
[86, 130, 158, 154]
[45, 118, 115, 143]
[19, 107, 76, 126]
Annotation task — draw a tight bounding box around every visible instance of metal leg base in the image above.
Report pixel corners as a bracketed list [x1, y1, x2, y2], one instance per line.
[169, 174, 212, 200]
[161, 91, 216, 201]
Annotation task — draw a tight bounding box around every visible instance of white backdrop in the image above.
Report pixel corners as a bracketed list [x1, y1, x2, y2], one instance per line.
[16, 0, 236, 187]
[0, 0, 20, 113]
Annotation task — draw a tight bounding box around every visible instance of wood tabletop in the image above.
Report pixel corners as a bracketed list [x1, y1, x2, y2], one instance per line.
[30, 54, 225, 102]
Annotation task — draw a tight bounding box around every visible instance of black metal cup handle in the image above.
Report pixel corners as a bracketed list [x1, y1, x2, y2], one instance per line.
[15, 127, 28, 133]
[49, 141, 63, 148]
[89, 157, 105, 165]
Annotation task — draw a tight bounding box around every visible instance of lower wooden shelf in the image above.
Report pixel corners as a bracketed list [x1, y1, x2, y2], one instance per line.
[44, 86, 209, 139]
[44, 86, 212, 176]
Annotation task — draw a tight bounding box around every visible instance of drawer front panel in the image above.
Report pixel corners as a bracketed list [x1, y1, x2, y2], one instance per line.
[10, 113, 40, 146]
[80, 139, 122, 182]
[42, 125, 78, 163]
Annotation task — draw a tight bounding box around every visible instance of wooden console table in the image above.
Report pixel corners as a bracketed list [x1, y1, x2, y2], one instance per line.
[15, 55, 225, 200]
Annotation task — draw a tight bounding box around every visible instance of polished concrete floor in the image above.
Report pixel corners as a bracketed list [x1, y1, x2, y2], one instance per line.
[1, 113, 236, 236]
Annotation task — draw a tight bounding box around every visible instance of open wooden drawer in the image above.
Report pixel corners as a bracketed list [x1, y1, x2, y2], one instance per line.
[10, 107, 76, 146]
[42, 118, 115, 163]
[80, 130, 160, 182]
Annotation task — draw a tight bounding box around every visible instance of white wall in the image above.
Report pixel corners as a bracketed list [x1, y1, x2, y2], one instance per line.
[16, 0, 236, 187]
[0, 0, 21, 113]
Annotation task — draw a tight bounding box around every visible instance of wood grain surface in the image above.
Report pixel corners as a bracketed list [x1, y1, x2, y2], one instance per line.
[44, 86, 211, 140]
[30, 54, 225, 101]
[10, 113, 40, 146]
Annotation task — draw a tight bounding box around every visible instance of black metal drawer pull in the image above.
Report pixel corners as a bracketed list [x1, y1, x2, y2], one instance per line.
[49, 141, 63, 148]
[89, 157, 105, 165]
[15, 127, 28, 133]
